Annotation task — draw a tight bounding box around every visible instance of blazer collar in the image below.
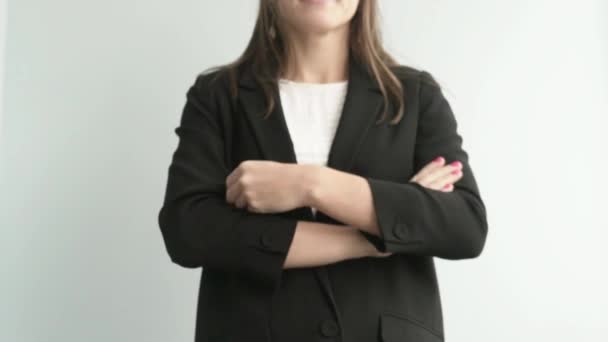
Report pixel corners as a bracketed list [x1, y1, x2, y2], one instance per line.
[237, 54, 384, 174]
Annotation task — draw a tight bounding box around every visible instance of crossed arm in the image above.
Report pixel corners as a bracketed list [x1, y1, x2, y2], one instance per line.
[158, 70, 488, 293]
[281, 167, 385, 268]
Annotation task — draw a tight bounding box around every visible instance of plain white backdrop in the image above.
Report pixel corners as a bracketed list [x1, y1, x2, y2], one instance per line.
[1, 1, 606, 341]
[0, 0, 5, 141]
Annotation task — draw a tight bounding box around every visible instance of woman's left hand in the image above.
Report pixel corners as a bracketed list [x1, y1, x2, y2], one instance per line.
[225, 160, 317, 213]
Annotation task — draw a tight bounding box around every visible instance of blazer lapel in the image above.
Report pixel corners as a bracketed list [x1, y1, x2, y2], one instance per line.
[237, 71, 298, 165]
[324, 56, 384, 174]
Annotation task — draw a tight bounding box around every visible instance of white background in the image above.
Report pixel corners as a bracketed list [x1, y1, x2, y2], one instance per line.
[0, 0, 5, 142]
[1, 1, 607, 341]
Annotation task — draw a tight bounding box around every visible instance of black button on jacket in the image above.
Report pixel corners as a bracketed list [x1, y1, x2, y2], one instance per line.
[158, 54, 488, 342]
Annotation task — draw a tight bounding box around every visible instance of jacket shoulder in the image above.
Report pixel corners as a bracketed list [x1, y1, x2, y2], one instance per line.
[190, 66, 233, 96]
[390, 64, 442, 90]
[183, 66, 240, 119]
[390, 64, 421, 80]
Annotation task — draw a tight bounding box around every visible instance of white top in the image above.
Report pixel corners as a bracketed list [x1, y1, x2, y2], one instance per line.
[278, 77, 349, 218]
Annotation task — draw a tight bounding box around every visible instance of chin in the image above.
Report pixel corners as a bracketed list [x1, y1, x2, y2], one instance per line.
[278, 0, 357, 34]
[303, 19, 344, 33]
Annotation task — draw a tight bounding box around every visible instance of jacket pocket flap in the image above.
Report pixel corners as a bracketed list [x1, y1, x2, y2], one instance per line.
[380, 313, 443, 342]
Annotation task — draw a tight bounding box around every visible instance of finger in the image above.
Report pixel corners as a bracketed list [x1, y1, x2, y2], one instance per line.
[428, 161, 463, 188]
[225, 165, 243, 188]
[376, 252, 393, 258]
[418, 161, 462, 188]
[429, 168, 463, 190]
[226, 178, 244, 204]
[441, 183, 454, 192]
[235, 190, 248, 209]
[410, 156, 445, 182]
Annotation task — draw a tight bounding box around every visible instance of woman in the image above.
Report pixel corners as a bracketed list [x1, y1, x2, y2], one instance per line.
[158, 0, 488, 341]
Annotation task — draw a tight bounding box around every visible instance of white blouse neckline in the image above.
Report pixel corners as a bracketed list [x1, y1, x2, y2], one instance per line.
[278, 78, 348, 87]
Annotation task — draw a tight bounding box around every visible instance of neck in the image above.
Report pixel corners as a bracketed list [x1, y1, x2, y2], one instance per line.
[280, 24, 350, 83]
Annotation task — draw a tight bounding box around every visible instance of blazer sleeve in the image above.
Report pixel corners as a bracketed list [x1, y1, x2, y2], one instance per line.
[157, 73, 298, 291]
[363, 70, 488, 259]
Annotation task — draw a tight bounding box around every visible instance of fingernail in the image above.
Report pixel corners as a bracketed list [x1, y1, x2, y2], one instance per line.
[443, 183, 452, 189]
[450, 161, 462, 168]
[434, 156, 444, 163]
[451, 169, 461, 175]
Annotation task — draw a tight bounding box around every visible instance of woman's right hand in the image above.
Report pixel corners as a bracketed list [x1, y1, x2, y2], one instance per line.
[409, 156, 463, 192]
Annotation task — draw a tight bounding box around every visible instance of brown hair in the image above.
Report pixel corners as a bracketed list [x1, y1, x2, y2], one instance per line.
[207, 0, 406, 125]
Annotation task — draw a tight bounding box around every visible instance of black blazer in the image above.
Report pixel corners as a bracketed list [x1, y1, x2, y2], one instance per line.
[158, 54, 488, 342]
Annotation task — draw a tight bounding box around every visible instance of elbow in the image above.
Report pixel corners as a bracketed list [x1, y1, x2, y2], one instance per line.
[452, 191, 489, 259]
[452, 216, 488, 260]
[465, 227, 487, 259]
[158, 204, 205, 269]
[468, 201, 489, 258]
[473, 219, 489, 258]
[167, 248, 202, 269]
[170, 254, 202, 269]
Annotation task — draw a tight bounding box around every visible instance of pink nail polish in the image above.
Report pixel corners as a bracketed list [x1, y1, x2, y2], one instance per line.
[434, 156, 444, 163]
[451, 169, 461, 175]
[443, 183, 452, 189]
[450, 161, 462, 168]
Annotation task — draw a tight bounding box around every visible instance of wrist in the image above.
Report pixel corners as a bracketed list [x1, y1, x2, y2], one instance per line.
[300, 164, 325, 208]
[342, 226, 376, 260]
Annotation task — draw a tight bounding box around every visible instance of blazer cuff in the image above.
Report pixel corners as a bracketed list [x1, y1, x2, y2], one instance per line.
[364, 176, 487, 259]
[238, 214, 298, 292]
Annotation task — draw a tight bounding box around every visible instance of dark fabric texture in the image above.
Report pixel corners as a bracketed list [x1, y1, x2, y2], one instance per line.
[157, 54, 488, 342]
